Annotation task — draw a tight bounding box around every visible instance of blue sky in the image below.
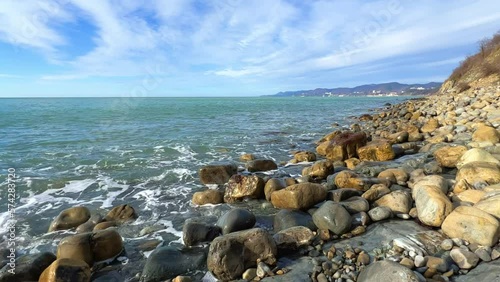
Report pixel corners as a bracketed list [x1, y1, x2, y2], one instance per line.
[0, 0, 499, 97]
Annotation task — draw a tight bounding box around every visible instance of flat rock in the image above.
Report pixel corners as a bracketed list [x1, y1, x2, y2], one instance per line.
[357, 260, 420, 282]
[271, 183, 326, 210]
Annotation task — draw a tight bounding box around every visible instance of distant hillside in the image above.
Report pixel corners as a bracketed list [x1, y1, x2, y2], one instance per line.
[270, 82, 441, 97]
[440, 31, 500, 94]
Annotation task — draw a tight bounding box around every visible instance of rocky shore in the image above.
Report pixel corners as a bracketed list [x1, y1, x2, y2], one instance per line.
[1, 83, 499, 282]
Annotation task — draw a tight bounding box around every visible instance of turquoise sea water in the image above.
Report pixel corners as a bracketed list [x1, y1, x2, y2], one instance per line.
[0, 97, 407, 257]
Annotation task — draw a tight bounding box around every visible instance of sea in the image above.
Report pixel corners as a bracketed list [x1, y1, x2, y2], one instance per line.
[0, 96, 408, 275]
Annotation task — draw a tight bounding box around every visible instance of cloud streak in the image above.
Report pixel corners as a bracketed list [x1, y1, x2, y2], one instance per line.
[0, 0, 499, 96]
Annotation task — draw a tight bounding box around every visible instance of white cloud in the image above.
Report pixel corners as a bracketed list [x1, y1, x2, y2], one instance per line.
[0, 0, 499, 88]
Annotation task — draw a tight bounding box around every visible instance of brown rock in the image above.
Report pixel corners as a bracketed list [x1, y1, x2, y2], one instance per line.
[199, 164, 237, 185]
[48, 206, 91, 232]
[38, 258, 90, 282]
[273, 226, 314, 249]
[344, 158, 361, 170]
[93, 221, 117, 231]
[421, 118, 439, 133]
[413, 184, 453, 227]
[293, 151, 317, 162]
[264, 178, 286, 201]
[192, 189, 224, 205]
[246, 159, 278, 172]
[362, 184, 391, 202]
[456, 190, 486, 204]
[271, 183, 327, 210]
[224, 175, 265, 203]
[433, 145, 468, 168]
[105, 204, 137, 223]
[472, 124, 500, 144]
[56, 233, 93, 266]
[357, 140, 396, 161]
[442, 206, 500, 247]
[316, 131, 367, 161]
[240, 153, 255, 162]
[454, 162, 500, 193]
[374, 190, 412, 214]
[334, 171, 365, 191]
[302, 160, 335, 180]
[92, 229, 124, 262]
[474, 193, 500, 218]
[388, 131, 409, 144]
[377, 168, 408, 185]
[207, 228, 277, 281]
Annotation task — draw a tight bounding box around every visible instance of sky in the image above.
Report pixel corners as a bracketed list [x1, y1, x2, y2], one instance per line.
[0, 0, 499, 97]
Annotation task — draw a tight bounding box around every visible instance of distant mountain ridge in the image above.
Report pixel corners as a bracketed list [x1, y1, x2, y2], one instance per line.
[270, 82, 442, 97]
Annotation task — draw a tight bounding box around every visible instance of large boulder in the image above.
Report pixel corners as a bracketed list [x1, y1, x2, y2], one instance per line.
[216, 208, 256, 235]
[357, 260, 420, 282]
[433, 145, 468, 168]
[273, 209, 317, 232]
[141, 246, 206, 282]
[273, 226, 314, 250]
[374, 190, 413, 214]
[472, 124, 500, 144]
[246, 159, 278, 172]
[316, 131, 367, 161]
[56, 229, 123, 266]
[224, 174, 265, 203]
[192, 189, 224, 205]
[357, 140, 396, 162]
[38, 258, 90, 282]
[312, 201, 351, 235]
[104, 204, 137, 223]
[442, 206, 500, 247]
[207, 228, 277, 281]
[48, 206, 91, 232]
[182, 219, 220, 246]
[0, 252, 56, 282]
[271, 183, 327, 210]
[474, 193, 500, 218]
[413, 183, 453, 227]
[456, 148, 500, 169]
[454, 162, 500, 193]
[199, 164, 237, 185]
[301, 160, 335, 180]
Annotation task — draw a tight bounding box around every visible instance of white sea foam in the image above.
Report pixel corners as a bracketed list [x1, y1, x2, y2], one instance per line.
[156, 219, 183, 244]
[98, 176, 130, 209]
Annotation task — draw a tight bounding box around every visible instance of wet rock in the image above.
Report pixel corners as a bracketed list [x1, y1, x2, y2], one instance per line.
[368, 206, 393, 221]
[433, 145, 468, 168]
[192, 189, 224, 205]
[183, 219, 220, 246]
[224, 174, 265, 203]
[76, 214, 103, 233]
[104, 204, 137, 223]
[271, 183, 327, 210]
[450, 248, 479, 269]
[57, 229, 123, 266]
[328, 188, 363, 202]
[389, 131, 409, 144]
[48, 206, 91, 232]
[339, 196, 369, 213]
[357, 260, 420, 282]
[312, 201, 351, 235]
[378, 168, 408, 186]
[39, 258, 90, 282]
[362, 184, 391, 202]
[273, 226, 314, 250]
[293, 151, 317, 162]
[240, 153, 256, 162]
[374, 190, 413, 214]
[0, 252, 56, 282]
[357, 140, 396, 161]
[207, 228, 277, 281]
[246, 159, 278, 172]
[140, 246, 206, 282]
[426, 256, 448, 272]
[273, 209, 316, 232]
[242, 268, 257, 280]
[199, 163, 237, 185]
[334, 171, 365, 190]
[216, 208, 256, 235]
[93, 221, 117, 231]
[302, 160, 335, 180]
[264, 178, 287, 201]
[442, 206, 500, 247]
[316, 131, 367, 161]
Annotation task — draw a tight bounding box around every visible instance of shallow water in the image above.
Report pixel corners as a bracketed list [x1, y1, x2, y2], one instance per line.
[0, 96, 407, 265]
